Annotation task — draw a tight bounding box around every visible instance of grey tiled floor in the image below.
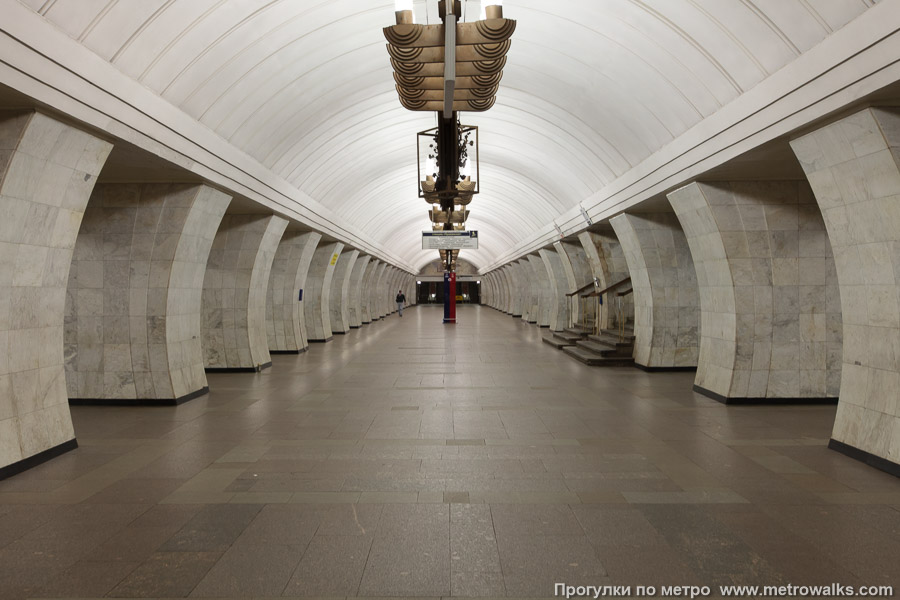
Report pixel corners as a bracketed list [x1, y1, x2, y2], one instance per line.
[1, 305, 899, 599]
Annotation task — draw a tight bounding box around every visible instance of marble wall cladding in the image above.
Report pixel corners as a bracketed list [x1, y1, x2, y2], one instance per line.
[304, 242, 344, 341]
[0, 111, 112, 469]
[559, 240, 596, 327]
[527, 254, 551, 327]
[521, 259, 540, 323]
[578, 231, 633, 330]
[265, 231, 321, 353]
[540, 248, 569, 331]
[382, 267, 396, 317]
[329, 250, 359, 334]
[368, 262, 387, 321]
[669, 180, 842, 399]
[361, 260, 380, 323]
[201, 214, 287, 370]
[505, 264, 524, 317]
[610, 212, 700, 369]
[65, 183, 231, 402]
[348, 255, 371, 327]
[791, 107, 900, 464]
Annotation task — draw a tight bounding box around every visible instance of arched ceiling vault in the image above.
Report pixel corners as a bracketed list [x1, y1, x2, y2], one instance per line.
[18, 0, 879, 270]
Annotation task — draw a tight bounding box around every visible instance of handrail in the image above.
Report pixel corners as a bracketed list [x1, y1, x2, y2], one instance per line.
[583, 276, 631, 298]
[565, 280, 595, 297]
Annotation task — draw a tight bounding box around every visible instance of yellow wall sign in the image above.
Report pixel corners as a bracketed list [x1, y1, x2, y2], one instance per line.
[330, 253, 339, 265]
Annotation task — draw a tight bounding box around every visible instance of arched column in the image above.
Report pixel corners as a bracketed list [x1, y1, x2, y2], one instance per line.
[361, 260, 381, 324]
[201, 214, 287, 371]
[517, 259, 538, 324]
[370, 262, 388, 320]
[503, 265, 519, 316]
[0, 111, 112, 475]
[329, 249, 358, 334]
[558, 241, 594, 327]
[66, 183, 230, 404]
[669, 181, 841, 402]
[348, 255, 371, 328]
[500, 269, 512, 313]
[578, 231, 632, 331]
[527, 255, 552, 327]
[304, 242, 345, 342]
[266, 231, 321, 354]
[484, 273, 494, 308]
[610, 212, 700, 370]
[540, 248, 568, 332]
[791, 106, 900, 471]
[384, 267, 398, 316]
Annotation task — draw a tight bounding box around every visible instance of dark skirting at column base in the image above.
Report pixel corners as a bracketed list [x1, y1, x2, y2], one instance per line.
[308, 337, 333, 343]
[635, 364, 698, 373]
[206, 362, 272, 373]
[693, 385, 838, 406]
[350, 325, 361, 329]
[270, 348, 306, 355]
[829, 439, 900, 477]
[0, 438, 78, 481]
[70, 386, 210, 407]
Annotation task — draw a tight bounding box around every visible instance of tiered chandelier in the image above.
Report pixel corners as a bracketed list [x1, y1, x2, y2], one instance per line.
[384, 0, 515, 271]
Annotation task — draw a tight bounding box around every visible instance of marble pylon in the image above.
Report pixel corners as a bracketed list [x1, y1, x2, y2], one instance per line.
[0, 111, 112, 473]
[266, 231, 321, 353]
[201, 214, 287, 371]
[792, 107, 900, 469]
[65, 183, 230, 403]
[669, 181, 841, 402]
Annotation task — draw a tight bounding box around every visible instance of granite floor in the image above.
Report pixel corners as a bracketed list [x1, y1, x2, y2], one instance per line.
[1, 305, 898, 599]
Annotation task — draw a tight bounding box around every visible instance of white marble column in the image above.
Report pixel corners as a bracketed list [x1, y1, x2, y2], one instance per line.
[527, 254, 552, 327]
[503, 265, 519, 316]
[0, 112, 112, 474]
[383, 267, 397, 316]
[361, 260, 381, 324]
[791, 107, 900, 470]
[329, 250, 359, 334]
[304, 242, 344, 342]
[578, 231, 632, 330]
[370, 262, 388, 320]
[65, 183, 230, 404]
[348, 255, 371, 328]
[201, 214, 287, 371]
[266, 231, 321, 354]
[558, 240, 595, 327]
[610, 212, 700, 370]
[669, 181, 841, 402]
[516, 259, 538, 324]
[539, 248, 568, 332]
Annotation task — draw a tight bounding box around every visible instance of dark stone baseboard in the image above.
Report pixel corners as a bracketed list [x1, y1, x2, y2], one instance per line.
[206, 362, 272, 373]
[362, 320, 371, 325]
[308, 337, 333, 343]
[70, 386, 210, 407]
[270, 349, 305, 355]
[333, 330, 347, 335]
[0, 438, 78, 481]
[539, 325, 550, 328]
[829, 439, 900, 477]
[635, 363, 698, 373]
[350, 325, 361, 329]
[511, 314, 522, 318]
[693, 385, 838, 406]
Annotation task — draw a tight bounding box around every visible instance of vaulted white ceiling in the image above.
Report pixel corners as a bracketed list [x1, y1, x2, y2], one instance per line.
[20, 0, 878, 271]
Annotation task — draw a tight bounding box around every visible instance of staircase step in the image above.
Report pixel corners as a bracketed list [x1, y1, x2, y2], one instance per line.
[556, 330, 587, 342]
[562, 345, 635, 367]
[542, 334, 576, 349]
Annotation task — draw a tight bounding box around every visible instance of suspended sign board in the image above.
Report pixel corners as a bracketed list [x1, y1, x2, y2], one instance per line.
[422, 231, 479, 250]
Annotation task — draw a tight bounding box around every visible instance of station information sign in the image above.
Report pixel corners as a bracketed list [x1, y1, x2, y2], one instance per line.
[422, 231, 479, 250]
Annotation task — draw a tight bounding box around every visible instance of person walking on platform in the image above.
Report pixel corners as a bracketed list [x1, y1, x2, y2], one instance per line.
[396, 290, 406, 317]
